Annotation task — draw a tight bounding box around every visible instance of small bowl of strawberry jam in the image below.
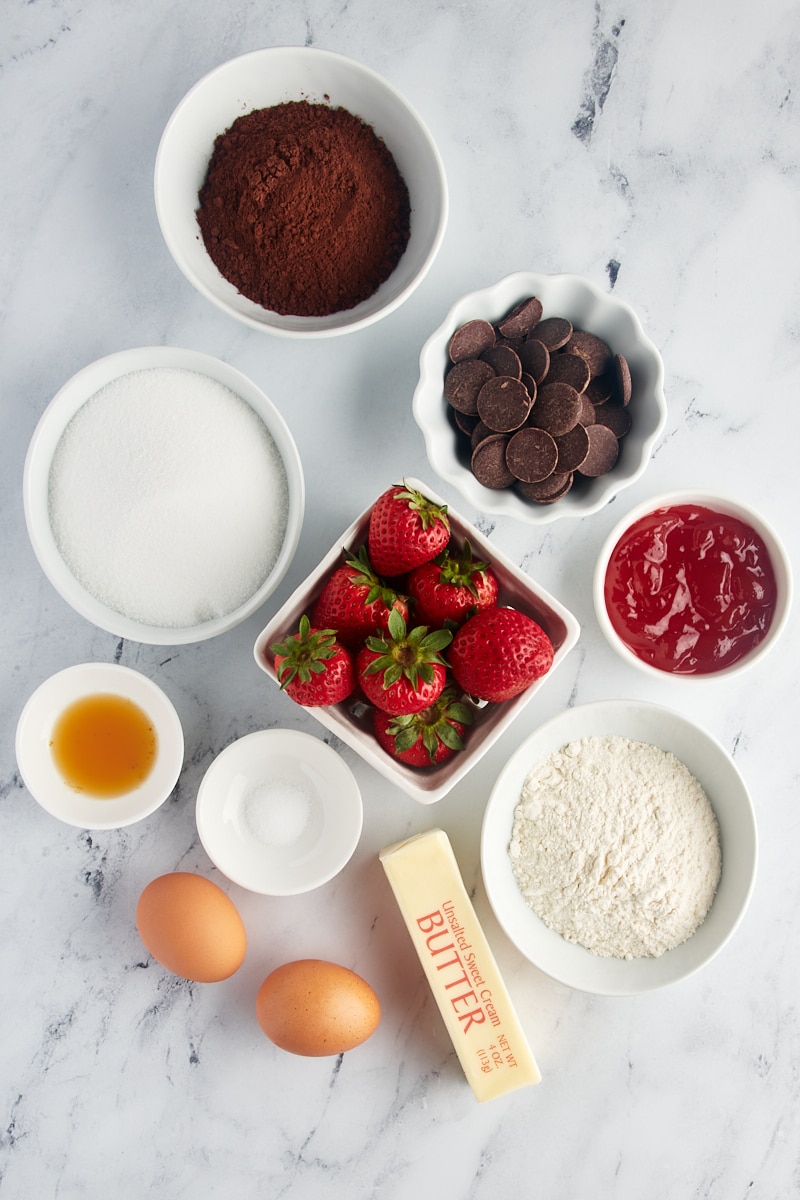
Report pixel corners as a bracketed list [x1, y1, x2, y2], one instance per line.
[594, 490, 792, 680]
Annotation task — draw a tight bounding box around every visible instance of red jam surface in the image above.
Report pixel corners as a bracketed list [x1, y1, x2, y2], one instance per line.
[604, 504, 778, 675]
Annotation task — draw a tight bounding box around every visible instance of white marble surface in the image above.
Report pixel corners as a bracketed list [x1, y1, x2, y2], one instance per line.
[2, 2, 799, 1196]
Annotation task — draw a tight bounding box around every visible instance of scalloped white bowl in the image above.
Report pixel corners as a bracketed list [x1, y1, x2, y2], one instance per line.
[413, 271, 667, 524]
[155, 47, 448, 337]
[481, 700, 757, 995]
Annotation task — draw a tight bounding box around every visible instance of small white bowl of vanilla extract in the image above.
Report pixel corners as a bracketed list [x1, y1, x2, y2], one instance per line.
[16, 662, 184, 829]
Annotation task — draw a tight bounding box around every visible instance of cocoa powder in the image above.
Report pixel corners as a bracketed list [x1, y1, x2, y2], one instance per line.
[196, 100, 411, 317]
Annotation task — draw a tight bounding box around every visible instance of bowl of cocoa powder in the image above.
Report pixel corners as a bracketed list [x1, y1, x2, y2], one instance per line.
[155, 47, 448, 337]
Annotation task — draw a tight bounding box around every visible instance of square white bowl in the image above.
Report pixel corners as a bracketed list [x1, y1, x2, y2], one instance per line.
[413, 271, 667, 524]
[155, 47, 448, 336]
[254, 478, 580, 804]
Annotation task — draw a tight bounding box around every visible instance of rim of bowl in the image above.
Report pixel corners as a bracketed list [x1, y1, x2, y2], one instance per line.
[480, 698, 758, 995]
[15, 662, 185, 830]
[593, 488, 793, 681]
[23, 346, 305, 645]
[154, 46, 449, 338]
[413, 270, 667, 524]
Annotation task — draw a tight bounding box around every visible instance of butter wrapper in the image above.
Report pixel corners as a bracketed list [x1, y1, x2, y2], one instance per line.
[380, 827, 541, 1101]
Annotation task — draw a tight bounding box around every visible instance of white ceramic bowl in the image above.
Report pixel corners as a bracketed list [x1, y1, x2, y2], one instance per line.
[16, 662, 184, 830]
[481, 700, 757, 995]
[253, 477, 580, 804]
[23, 346, 304, 645]
[413, 271, 667, 524]
[195, 729, 363, 895]
[593, 489, 793, 681]
[155, 47, 448, 337]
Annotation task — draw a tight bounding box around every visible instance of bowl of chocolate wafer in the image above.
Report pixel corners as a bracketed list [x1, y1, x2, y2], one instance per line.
[413, 272, 667, 524]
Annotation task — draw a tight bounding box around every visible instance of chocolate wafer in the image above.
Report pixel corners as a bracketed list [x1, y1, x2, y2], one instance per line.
[553, 423, 590, 472]
[506, 427, 558, 483]
[477, 376, 532, 432]
[481, 344, 522, 379]
[584, 372, 615, 406]
[527, 381, 582, 436]
[531, 316, 572, 350]
[568, 330, 613, 377]
[578, 424, 619, 476]
[449, 319, 495, 363]
[518, 338, 550, 383]
[544, 352, 591, 393]
[595, 402, 632, 439]
[615, 353, 632, 405]
[516, 471, 574, 504]
[471, 433, 516, 489]
[498, 296, 544, 338]
[445, 359, 495, 414]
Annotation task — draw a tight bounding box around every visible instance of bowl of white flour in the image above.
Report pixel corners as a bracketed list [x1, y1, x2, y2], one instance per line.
[480, 700, 757, 995]
[24, 347, 304, 644]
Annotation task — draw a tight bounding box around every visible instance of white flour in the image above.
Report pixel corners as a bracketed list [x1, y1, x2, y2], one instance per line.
[509, 736, 721, 959]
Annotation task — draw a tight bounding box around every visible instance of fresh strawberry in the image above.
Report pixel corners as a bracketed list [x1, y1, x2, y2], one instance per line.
[448, 606, 554, 702]
[356, 608, 452, 715]
[310, 545, 410, 647]
[406, 538, 499, 628]
[373, 688, 474, 766]
[368, 482, 450, 577]
[270, 615, 356, 707]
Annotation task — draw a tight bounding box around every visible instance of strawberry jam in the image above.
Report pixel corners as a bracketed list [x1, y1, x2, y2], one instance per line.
[604, 504, 777, 674]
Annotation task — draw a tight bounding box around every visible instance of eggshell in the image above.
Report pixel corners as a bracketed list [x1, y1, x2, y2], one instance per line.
[136, 871, 246, 982]
[256, 959, 380, 1056]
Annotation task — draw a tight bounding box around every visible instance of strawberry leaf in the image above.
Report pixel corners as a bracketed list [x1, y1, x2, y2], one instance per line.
[394, 481, 450, 533]
[271, 615, 342, 689]
[437, 722, 465, 751]
[420, 629, 453, 654]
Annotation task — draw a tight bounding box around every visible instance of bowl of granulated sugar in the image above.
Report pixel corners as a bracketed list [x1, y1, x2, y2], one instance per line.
[481, 700, 757, 995]
[24, 347, 304, 644]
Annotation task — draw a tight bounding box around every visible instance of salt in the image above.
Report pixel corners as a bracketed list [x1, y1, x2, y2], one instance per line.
[48, 367, 289, 628]
[242, 778, 313, 847]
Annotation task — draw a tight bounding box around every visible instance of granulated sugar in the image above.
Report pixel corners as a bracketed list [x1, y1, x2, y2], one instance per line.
[509, 736, 721, 959]
[48, 367, 289, 628]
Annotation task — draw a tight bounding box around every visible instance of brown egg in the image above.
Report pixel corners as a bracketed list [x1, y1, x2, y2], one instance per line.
[136, 872, 246, 983]
[256, 959, 380, 1056]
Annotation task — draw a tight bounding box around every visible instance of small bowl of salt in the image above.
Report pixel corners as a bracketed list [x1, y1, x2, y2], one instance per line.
[195, 728, 363, 895]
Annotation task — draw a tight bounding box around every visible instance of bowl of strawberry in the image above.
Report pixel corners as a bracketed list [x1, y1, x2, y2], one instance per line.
[254, 479, 580, 803]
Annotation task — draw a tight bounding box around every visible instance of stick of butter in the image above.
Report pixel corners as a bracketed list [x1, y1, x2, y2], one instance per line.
[380, 827, 541, 1101]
